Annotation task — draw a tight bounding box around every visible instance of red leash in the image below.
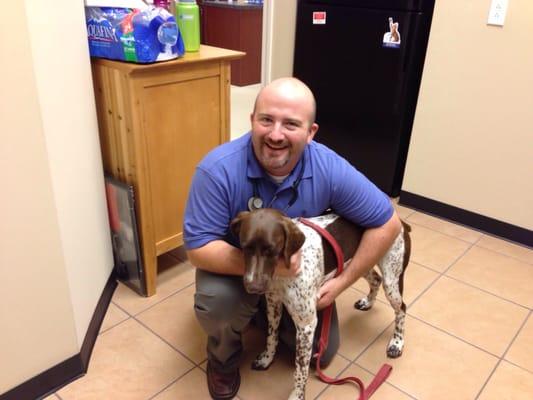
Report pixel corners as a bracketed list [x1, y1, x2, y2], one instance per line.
[299, 218, 392, 400]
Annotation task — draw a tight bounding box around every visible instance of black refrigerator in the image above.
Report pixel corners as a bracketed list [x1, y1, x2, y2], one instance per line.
[293, 0, 435, 196]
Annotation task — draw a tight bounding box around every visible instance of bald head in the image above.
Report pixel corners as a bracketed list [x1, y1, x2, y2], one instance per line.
[249, 77, 319, 176]
[253, 78, 317, 126]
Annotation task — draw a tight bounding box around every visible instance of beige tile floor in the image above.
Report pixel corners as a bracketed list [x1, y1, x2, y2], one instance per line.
[49, 84, 533, 400]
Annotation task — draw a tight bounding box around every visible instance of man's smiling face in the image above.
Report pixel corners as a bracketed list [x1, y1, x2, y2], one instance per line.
[250, 79, 318, 177]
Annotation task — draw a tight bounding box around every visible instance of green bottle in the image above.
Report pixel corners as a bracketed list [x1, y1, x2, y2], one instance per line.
[176, 0, 200, 52]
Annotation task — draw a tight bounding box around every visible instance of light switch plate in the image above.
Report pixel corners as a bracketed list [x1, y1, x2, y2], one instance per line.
[487, 0, 508, 26]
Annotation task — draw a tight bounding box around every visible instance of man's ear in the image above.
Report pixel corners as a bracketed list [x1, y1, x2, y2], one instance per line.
[307, 122, 319, 143]
[282, 217, 306, 268]
[230, 211, 249, 237]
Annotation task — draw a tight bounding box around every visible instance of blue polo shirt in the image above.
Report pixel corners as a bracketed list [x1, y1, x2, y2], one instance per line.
[183, 133, 393, 250]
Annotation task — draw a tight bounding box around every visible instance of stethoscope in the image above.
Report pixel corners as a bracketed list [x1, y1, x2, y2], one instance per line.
[247, 156, 305, 212]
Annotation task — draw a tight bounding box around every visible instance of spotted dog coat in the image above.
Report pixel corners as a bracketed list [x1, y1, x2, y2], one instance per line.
[230, 209, 411, 400]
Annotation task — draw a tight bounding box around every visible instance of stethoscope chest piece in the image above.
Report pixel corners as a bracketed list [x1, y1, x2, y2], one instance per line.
[247, 155, 305, 212]
[248, 196, 263, 211]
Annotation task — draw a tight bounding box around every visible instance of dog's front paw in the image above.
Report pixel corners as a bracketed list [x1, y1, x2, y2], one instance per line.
[354, 297, 373, 311]
[251, 351, 274, 371]
[288, 388, 305, 400]
[386, 337, 404, 358]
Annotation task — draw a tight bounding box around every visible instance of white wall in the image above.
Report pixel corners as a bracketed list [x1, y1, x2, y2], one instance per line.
[402, 0, 533, 230]
[261, 0, 297, 83]
[0, 0, 113, 393]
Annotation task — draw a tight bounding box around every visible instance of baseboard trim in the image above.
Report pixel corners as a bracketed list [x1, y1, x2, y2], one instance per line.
[1, 272, 117, 400]
[399, 191, 532, 248]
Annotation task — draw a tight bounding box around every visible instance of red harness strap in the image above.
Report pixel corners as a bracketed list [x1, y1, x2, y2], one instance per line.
[299, 218, 392, 400]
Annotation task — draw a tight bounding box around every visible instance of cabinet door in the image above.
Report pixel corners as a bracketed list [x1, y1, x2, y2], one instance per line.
[140, 65, 224, 254]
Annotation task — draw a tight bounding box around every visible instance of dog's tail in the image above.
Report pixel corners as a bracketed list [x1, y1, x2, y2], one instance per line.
[401, 220, 412, 233]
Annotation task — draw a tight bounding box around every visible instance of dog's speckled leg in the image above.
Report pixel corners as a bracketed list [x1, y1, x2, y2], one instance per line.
[288, 321, 316, 400]
[252, 292, 282, 370]
[354, 269, 382, 311]
[380, 233, 407, 358]
[383, 280, 406, 358]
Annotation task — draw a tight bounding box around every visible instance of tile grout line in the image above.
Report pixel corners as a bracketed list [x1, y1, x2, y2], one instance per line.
[473, 241, 533, 266]
[474, 352, 507, 400]
[133, 315, 201, 368]
[340, 360, 418, 400]
[405, 313, 504, 359]
[501, 358, 533, 376]
[353, 361, 418, 400]
[442, 274, 532, 311]
[350, 318, 397, 364]
[407, 237, 477, 308]
[111, 299, 134, 316]
[145, 364, 198, 400]
[312, 357, 356, 399]
[408, 218, 532, 265]
[133, 281, 196, 317]
[113, 280, 196, 319]
[313, 370, 346, 398]
[405, 219, 483, 246]
[97, 315, 132, 336]
[499, 309, 532, 366]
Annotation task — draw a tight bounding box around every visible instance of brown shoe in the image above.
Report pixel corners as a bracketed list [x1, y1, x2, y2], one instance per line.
[206, 362, 240, 400]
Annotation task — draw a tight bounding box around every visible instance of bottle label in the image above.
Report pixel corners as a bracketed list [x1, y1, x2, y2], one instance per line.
[120, 32, 138, 62]
[120, 9, 139, 62]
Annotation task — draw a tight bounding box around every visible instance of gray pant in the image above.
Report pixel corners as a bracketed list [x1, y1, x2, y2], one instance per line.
[194, 268, 340, 372]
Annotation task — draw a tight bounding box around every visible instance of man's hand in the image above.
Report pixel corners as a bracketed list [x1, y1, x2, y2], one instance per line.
[274, 248, 302, 278]
[317, 277, 345, 310]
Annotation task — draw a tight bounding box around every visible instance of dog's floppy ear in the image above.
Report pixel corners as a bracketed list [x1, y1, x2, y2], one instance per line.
[230, 211, 249, 237]
[282, 217, 306, 268]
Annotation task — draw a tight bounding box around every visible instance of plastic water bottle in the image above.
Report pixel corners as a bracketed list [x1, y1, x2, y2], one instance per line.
[176, 0, 200, 52]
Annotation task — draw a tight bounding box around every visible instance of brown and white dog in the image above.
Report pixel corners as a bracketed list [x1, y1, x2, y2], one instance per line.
[230, 209, 411, 400]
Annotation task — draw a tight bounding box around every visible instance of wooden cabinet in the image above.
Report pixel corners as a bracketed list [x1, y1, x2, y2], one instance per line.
[200, 2, 263, 86]
[91, 45, 244, 296]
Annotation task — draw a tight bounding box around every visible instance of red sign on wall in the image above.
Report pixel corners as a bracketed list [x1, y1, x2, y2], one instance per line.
[313, 11, 326, 25]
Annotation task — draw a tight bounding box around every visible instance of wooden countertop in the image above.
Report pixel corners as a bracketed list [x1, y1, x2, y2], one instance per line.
[90, 45, 245, 74]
